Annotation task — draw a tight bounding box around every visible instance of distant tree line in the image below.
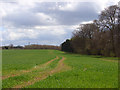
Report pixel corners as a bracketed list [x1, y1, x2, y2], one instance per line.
[24, 44, 60, 50]
[2, 44, 60, 50]
[2, 44, 23, 49]
[61, 5, 120, 57]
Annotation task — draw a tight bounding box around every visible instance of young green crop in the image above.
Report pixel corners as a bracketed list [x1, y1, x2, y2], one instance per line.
[2, 50, 56, 76]
[27, 50, 118, 88]
[2, 50, 118, 88]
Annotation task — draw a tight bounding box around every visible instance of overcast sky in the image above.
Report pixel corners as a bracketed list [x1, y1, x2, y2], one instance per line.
[0, 0, 119, 46]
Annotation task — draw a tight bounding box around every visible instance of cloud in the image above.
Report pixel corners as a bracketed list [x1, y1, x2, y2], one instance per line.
[1, 25, 72, 45]
[1, 1, 119, 46]
[81, 21, 93, 24]
[2, 1, 118, 27]
[3, 11, 58, 27]
[31, 2, 99, 25]
[2, 2, 100, 28]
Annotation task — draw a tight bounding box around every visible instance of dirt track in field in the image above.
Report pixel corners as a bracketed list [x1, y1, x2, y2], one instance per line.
[2, 56, 59, 80]
[14, 56, 71, 88]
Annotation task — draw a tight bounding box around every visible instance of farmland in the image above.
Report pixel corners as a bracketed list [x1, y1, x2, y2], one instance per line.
[2, 50, 118, 88]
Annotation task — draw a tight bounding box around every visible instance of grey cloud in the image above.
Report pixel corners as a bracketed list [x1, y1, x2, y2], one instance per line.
[3, 2, 99, 28]
[1, 2, 101, 46]
[32, 2, 98, 25]
[3, 11, 56, 27]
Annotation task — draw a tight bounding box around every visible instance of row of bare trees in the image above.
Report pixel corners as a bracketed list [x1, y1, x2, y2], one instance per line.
[24, 44, 60, 50]
[61, 5, 120, 57]
[2, 44, 60, 50]
[2, 44, 23, 49]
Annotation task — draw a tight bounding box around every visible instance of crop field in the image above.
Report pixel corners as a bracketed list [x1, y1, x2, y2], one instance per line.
[2, 50, 118, 88]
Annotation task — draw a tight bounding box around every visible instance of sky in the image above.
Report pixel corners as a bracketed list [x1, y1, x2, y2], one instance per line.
[0, 0, 119, 46]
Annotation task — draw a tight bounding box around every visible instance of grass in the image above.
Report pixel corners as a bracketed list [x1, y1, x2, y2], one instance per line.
[2, 50, 61, 88]
[2, 49, 118, 88]
[2, 49, 56, 76]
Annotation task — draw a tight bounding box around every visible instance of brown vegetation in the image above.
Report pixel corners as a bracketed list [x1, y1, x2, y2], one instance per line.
[61, 5, 120, 57]
[24, 44, 60, 50]
[2, 44, 60, 50]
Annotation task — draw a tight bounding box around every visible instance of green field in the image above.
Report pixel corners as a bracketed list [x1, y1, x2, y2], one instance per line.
[2, 50, 118, 88]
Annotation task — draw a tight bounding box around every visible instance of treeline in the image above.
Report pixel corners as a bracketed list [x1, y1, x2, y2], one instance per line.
[61, 5, 120, 57]
[2, 44, 60, 50]
[2, 44, 23, 49]
[24, 44, 60, 50]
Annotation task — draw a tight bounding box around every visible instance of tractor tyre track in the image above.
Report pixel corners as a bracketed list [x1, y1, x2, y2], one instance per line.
[14, 56, 71, 88]
[2, 56, 59, 80]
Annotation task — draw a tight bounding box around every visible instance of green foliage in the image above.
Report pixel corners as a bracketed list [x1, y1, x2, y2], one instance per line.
[61, 39, 73, 52]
